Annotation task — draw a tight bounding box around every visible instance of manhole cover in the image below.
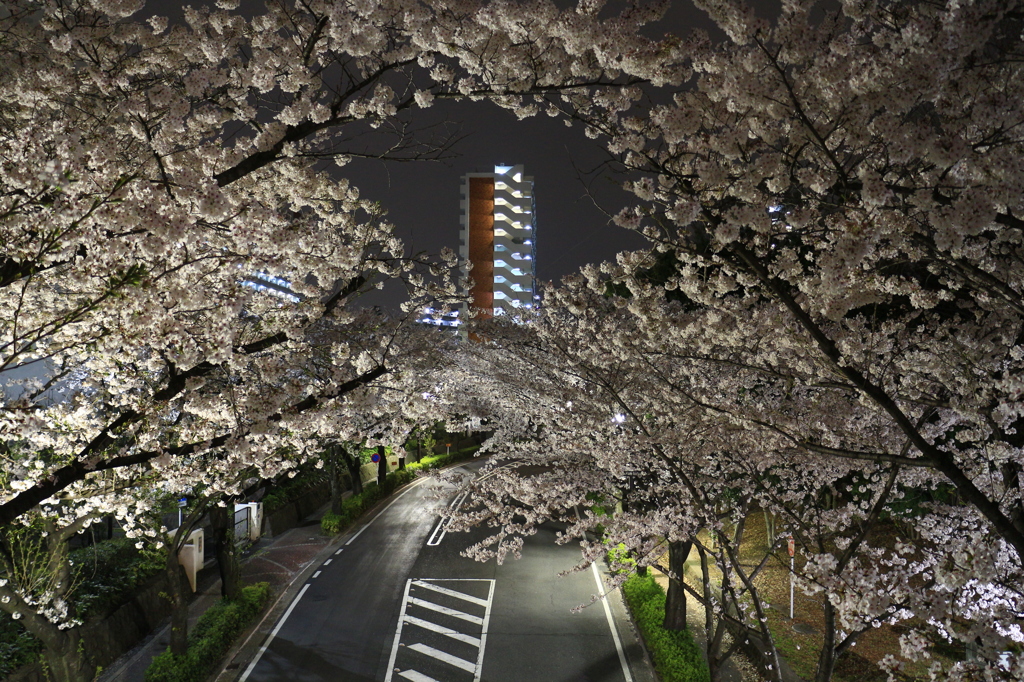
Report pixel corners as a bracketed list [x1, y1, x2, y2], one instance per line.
[793, 622, 816, 635]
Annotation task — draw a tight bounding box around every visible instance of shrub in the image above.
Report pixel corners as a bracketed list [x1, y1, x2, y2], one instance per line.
[0, 613, 43, 679]
[320, 511, 347, 535]
[145, 582, 272, 682]
[71, 536, 166, 618]
[621, 573, 710, 682]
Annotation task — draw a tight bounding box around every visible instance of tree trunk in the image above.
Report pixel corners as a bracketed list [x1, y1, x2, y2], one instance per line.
[329, 447, 344, 514]
[167, 548, 192, 656]
[663, 539, 692, 630]
[815, 601, 838, 682]
[165, 509, 206, 657]
[346, 453, 363, 495]
[377, 445, 387, 487]
[41, 628, 93, 682]
[208, 504, 242, 601]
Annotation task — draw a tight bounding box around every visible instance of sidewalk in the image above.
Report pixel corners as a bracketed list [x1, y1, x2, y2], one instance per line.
[98, 506, 335, 682]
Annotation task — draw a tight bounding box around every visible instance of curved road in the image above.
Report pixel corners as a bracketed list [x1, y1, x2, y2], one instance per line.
[235, 463, 654, 682]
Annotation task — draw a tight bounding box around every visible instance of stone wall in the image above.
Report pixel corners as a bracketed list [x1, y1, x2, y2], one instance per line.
[10, 570, 173, 682]
[262, 482, 330, 537]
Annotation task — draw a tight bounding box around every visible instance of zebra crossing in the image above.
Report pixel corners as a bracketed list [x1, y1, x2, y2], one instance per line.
[384, 579, 495, 682]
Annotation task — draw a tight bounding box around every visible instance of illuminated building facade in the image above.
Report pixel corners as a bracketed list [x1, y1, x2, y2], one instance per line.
[458, 164, 537, 319]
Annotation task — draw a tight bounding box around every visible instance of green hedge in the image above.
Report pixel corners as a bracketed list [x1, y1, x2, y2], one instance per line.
[320, 446, 479, 535]
[144, 582, 272, 682]
[621, 573, 710, 682]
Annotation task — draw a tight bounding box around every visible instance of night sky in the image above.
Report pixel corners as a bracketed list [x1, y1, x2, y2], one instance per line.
[345, 0, 765, 310]
[145, 0, 777, 308]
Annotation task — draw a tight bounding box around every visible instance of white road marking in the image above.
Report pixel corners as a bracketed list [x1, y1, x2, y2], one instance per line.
[591, 562, 634, 682]
[473, 581, 495, 682]
[334, 548, 343, 555]
[426, 491, 468, 546]
[384, 579, 416, 682]
[407, 643, 477, 673]
[425, 464, 517, 548]
[312, 570, 321, 578]
[412, 580, 490, 607]
[323, 559, 332, 566]
[404, 614, 482, 646]
[397, 671, 441, 682]
[238, 583, 311, 681]
[385, 579, 495, 682]
[407, 596, 483, 624]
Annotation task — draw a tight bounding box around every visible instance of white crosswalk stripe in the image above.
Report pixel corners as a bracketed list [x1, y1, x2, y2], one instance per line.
[397, 671, 441, 682]
[384, 579, 495, 682]
[407, 643, 477, 672]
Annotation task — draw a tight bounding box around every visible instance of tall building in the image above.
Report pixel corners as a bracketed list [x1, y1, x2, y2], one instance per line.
[459, 164, 537, 319]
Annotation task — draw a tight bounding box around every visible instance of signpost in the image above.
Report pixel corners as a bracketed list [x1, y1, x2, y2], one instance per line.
[788, 535, 795, 619]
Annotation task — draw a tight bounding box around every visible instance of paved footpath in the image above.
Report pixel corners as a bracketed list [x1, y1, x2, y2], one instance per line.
[99, 509, 334, 682]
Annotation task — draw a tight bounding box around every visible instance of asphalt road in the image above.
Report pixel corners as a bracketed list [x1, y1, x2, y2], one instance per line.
[237, 463, 654, 682]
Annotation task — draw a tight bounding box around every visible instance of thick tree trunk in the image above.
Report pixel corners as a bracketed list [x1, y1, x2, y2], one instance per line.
[208, 504, 242, 601]
[329, 448, 345, 514]
[164, 519, 200, 658]
[167, 552, 191, 655]
[663, 540, 692, 630]
[346, 454, 363, 495]
[41, 628, 92, 682]
[377, 445, 387, 487]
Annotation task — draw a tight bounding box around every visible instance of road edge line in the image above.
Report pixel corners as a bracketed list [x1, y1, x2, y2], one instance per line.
[592, 562, 634, 682]
[238, 582, 311, 681]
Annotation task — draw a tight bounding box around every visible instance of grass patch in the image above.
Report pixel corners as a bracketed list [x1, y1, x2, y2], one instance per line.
[621, 573, 710, 682]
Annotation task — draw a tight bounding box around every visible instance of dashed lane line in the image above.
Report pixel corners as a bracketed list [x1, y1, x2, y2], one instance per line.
[347, 476, 429, 546]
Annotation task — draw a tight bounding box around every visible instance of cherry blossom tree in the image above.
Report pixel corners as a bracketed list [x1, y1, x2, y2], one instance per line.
[447, 1, 1024, 679]
[0, 0, 681, 678]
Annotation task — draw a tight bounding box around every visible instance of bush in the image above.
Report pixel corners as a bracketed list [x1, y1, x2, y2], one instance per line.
[621, 573, 710, 682]
[71, 536, 166, 618]
[0, 613, 44, 679]
[145, 582, 272, 682]
[320, 511, 348, 535]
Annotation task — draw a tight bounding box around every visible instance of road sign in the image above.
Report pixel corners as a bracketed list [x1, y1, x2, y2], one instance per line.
[371, 453, 381, 462]
[787, 535, 795, 558]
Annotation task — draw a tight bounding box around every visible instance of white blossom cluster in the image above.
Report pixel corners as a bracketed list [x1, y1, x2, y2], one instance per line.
[441, 1, 1024, 680]
[0, 0, 678, 664]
